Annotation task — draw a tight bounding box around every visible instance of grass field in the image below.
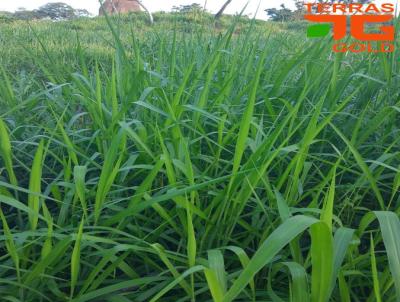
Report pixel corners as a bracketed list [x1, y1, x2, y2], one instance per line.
[0, 12, 400, 302]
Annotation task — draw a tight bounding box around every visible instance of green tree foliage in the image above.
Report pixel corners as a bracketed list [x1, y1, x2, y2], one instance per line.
[0, 11, 16, 22]
[4, 2, 91, 21]
[35, 3, 76, 20]
[13, 8, 40, 20]
[172, 3, 203, 14]
[35, 3, 90, 20]
[265, 4, 294, 22]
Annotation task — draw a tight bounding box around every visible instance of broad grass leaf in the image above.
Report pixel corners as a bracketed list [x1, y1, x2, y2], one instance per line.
[374, 211, 400, 301]
[28, 140, 44, 231]
[0, 208, 20, 281]
[282, 262, 310, 302]
[223, 215, 319, 302]
[0, 117, 17, 186]
[71, 218, 85, 297]
[74, 166, 88, 219]
[310, 222, 333, 302]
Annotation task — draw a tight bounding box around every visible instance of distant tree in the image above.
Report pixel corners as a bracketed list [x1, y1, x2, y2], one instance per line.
[294, 1, 304, 12]
[74, 9, 91, 18]
[292, 1, 305, 20]
[0, 11, 15, 22]
[13, 7, 40, 20]
[35, 3, 76, 20]
[265, 4, 293, 22]
[173, 3, 203, 13]
[215, 0, 233, 19]
[9, 3, 92, 21]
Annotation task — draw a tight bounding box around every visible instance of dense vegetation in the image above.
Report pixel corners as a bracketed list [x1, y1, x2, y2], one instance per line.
[0, 2, 90, 22]
[0, 13, 399, 302]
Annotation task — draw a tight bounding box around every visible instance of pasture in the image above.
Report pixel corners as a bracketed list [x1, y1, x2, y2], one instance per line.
[0, 12, 399, 302]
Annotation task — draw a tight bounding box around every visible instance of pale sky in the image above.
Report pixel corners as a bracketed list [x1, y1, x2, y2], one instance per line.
[0, 0, 297, 20]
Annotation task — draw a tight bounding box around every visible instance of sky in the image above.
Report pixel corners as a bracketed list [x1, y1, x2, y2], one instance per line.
[0, 0, 297, 20]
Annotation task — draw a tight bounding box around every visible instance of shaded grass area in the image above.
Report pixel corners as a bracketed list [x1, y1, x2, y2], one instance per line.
[0, 13, 400, 302]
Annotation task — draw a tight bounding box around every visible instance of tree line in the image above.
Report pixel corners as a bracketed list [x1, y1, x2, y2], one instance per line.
[0, 0, 373, 23]
[0, 2, 90, 21]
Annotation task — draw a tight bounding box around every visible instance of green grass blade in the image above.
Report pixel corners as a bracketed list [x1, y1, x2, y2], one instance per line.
[28, 140, 44, 231]
[370, 234, 382, 302]
[41, 202, 53, 259]
[321, 167, 336, 232]
[282, 262, 310, 302]
[228, 45, 268, 193]
[224, 246, 255, 299]
[208, 249, 227, 294]
[223, 215, 318, 302]
[330, 123, 385, 209]
[0, 117, 17, 186]
[310, 222, 333, 302]
[338, 271, 351, 302]
[330, 227, 354, 294]
[151, 243, 192, 295]
[94, 131, 125, 223]
[204, 267, 224, 302]
[0, 207, 20, 282]
[374, 211, 400, 301]
[23, 238, 71, 284]
[74, 166, 88, 219]
[150, 266, 205, 302]
[71, 218, 85, 298]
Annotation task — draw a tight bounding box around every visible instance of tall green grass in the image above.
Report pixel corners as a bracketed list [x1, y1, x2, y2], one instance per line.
[0, 13, 399, 302]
